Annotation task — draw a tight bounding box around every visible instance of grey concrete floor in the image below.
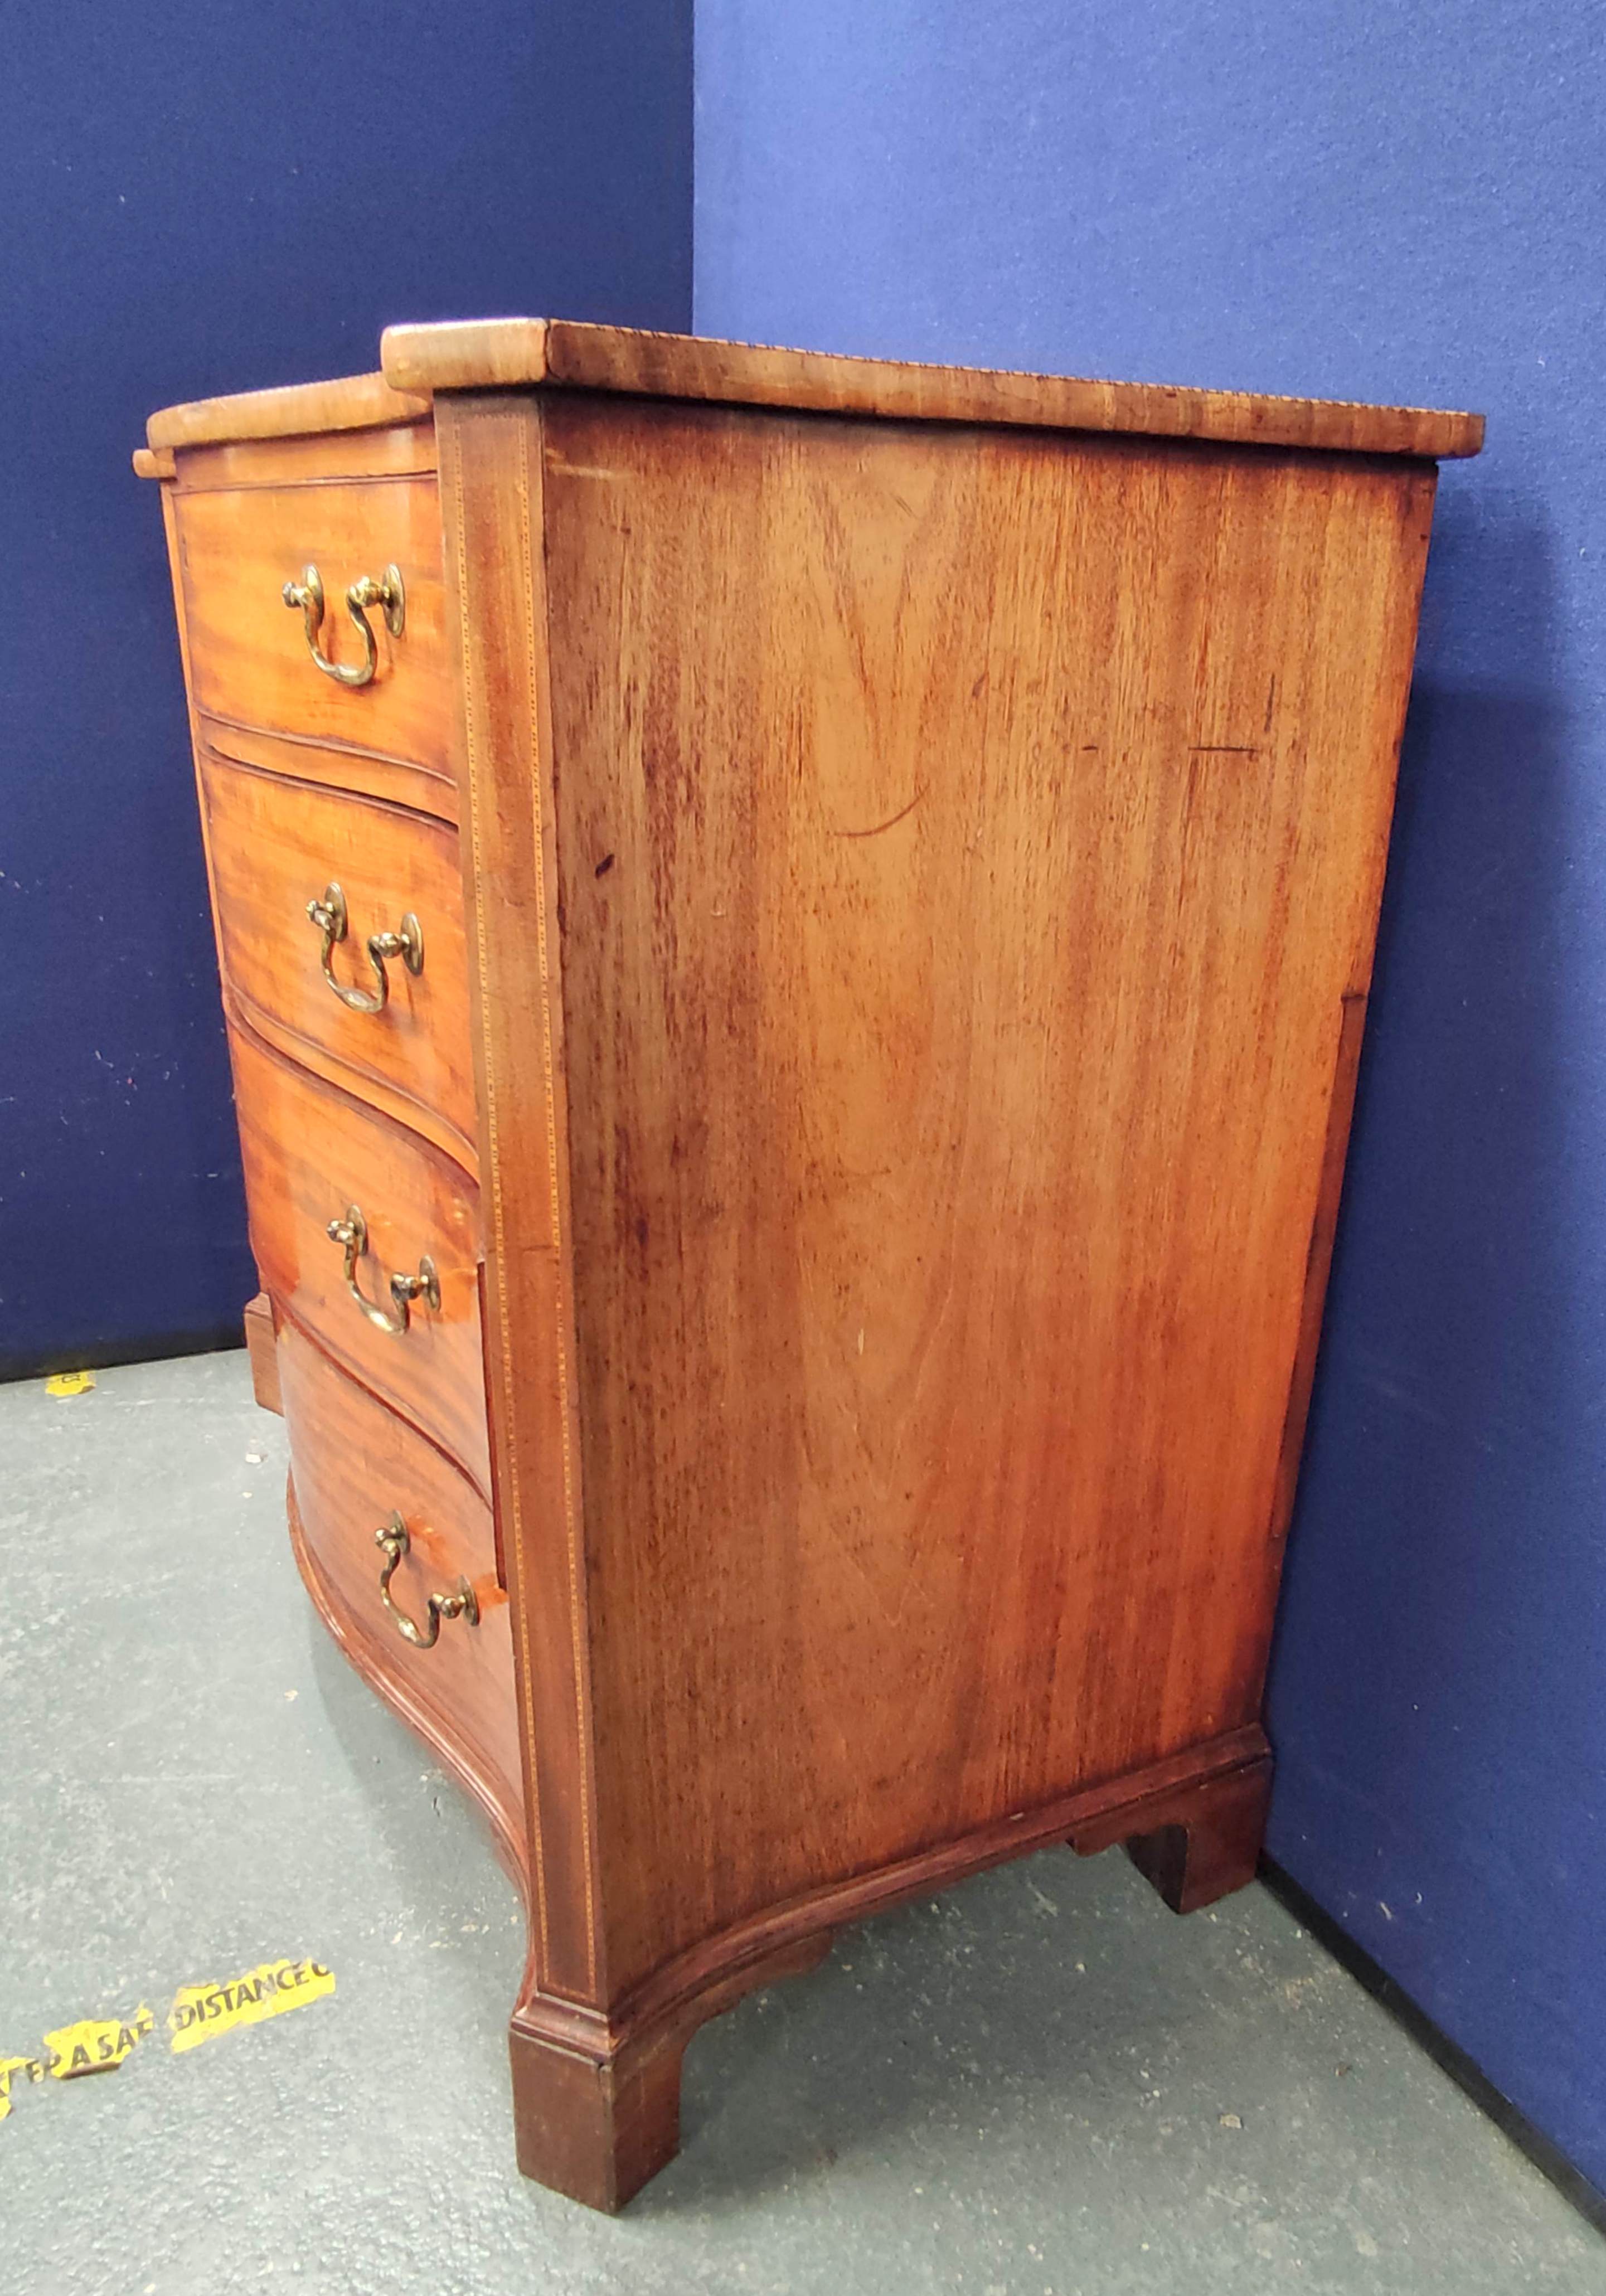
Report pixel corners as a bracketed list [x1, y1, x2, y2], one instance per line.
[0, 1352, 1599, 2296]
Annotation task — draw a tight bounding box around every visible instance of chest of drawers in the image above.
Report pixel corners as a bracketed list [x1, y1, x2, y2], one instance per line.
[139, 321, 1481, 2210]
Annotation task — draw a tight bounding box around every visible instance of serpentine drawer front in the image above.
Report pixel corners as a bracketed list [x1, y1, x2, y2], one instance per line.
[171, 467, 450, 765]
[275, 1321, 521, 1848]
[228, 1021, 489, 1494]
[140, 322, 1482, 2215]
[197, 746, 476, 1167]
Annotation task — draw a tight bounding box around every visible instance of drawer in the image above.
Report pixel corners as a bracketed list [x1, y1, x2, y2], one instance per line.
[277, 1322, 522, 1834]
[173, 472, 449, 766]
[199, 748, 476, 1167]
[230, 1021, 489, 1494]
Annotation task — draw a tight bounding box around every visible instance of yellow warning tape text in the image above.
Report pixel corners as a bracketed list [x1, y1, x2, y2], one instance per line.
[169, 1960, 334, 2054]
[43, 2004, 154, 2081]
[1, 1958, 333, 2118]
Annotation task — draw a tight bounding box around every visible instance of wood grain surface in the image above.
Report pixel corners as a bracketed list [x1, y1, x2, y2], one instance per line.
[144, 324, 1469, 2209]
[148, 368, 430, 450]
[140, 322, 1483, 465]
[172, 465, 448, 765]
[197, 747, 477, 1166]
[539, 394, 1434, 1992]
[173, 425, 437, 492]
[200, 715, 460, 833]
[434, 392, 604, 2007]
[277, 1321, 521, 1829]
[381, 315, 1482, 459]
[242, 1290, 282, 1414]
[229, 1017, 489, 1492]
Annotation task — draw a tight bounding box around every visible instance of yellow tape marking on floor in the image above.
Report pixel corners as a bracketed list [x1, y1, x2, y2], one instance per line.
[42, 2006, 154, 2080]
[44, 1371, 95, 1397]
[0, 2056, 46, 2119]
[168, 1959, 335, 2054]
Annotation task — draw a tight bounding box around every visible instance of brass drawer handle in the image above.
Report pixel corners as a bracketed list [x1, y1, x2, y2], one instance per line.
[282, 562, 405, 689]
[327, 1203, 440, 1336]
[373, 1513, 478, 1649]
[306, 881, 424, 1014]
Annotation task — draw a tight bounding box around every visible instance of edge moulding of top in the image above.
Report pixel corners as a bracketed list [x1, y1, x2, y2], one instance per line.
[144, 317, 1486, 463]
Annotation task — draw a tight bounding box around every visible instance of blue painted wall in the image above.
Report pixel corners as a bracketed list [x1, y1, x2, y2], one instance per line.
[0, 0, 691, 1378]
[696, 0, 1606, 2189]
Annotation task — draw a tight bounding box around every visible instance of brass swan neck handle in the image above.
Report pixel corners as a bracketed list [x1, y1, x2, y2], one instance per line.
[282, 562, 405, 689]
[305, 882, 423, 1014]
[372, 1514, 478, 1649]
[326, 1204, 439, 1336]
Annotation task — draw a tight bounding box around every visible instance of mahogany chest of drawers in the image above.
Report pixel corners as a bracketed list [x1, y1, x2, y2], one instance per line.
[138, 321, 1481, 2210]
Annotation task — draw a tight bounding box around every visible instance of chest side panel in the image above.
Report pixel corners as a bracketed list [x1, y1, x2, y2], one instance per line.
[542, 396, 1433, 1988]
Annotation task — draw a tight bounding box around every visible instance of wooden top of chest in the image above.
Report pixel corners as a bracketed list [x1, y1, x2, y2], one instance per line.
[143, 317, 1483, 462]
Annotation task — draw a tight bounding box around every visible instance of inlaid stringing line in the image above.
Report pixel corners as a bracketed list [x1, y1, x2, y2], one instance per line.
[517, 408, 601, 1992]
[447, 410, 551, 1975]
